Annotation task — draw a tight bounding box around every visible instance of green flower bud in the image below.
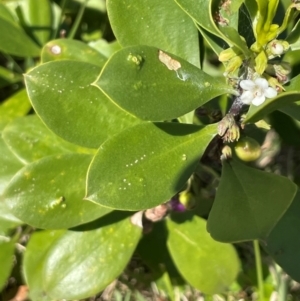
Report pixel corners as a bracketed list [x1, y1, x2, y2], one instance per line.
[178, 191, 196, 210]
[223, 55, 243, 76]
[255, 50, 268, 75]
[234, 137, 262, 162]
[219, 47, 238, 62]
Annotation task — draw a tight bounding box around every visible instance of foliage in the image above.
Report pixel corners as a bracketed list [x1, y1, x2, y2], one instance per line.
[1, 0, 300, 300]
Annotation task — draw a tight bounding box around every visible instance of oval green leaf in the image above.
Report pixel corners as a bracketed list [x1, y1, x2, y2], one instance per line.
[265, 190, 300, 282]
[95, 45, 235, 121]
[25, 214, 141, 300]
[41, 39, 107, 68]
[24, 60, 140, 148]
[2, 115, 94, 164]
[207, 159, 297, 242]
[0, 240, 15, 290]
[23, 230, 66, 301]
[167, 214, 240, 294]
[0, 16, 40, 57]
[0, 89, 31, 131]
[3, 153, 111, 229]
[0, 136, 23, 194]
[86, 122, 217, 210]
[26, 0, 52, 45]
[107, 0, 200, 67]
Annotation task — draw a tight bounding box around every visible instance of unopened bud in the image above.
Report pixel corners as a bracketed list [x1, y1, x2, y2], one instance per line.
[219, 47, 238, 62]
[221, 145, 232, 160]
[266, 40, 290, 58]
[178, 191, 196, 210]
[223, 55, 243, 76]
[255, 50, 268, 75]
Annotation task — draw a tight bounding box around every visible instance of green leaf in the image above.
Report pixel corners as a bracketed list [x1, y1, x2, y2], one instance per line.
[107, 0, 200, 67]
[287, 19, 300, 50]
[265, 190, 300, 282]
[95, 45, 235, 121]
[243, 91, 300, 124]
[89, 39, 121, 58]
[24, 214, 141, 300]
[137, 221, 184, 285]
[41, 39, 107, 68]
[167, 214, 240, 294]
[2, 115, 94, 164]
[0, 201, 22, 236]
[23, 230, 65, 301]
[24, 60, 140, 148]
[86, 122, 217, 210]
[3, 153, 110, 229]
[0, 240, 15, 290]
[0, 66, 23, 89]
[174, 0, 221, 39]
[0, 89, 31, 131]
[0, 16, 40, 57]
[0, 136, 23, 194]
[244, 76, 300, 123]
[26, 0, 52, 45]
[0, 3, 16, 23]
[207, 159, 297, 242]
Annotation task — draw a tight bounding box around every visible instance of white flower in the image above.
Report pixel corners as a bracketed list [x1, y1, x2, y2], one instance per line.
[240, 78, 277, 106]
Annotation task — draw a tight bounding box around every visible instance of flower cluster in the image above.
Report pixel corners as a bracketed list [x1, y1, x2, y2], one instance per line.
[239, 78, 277, 106]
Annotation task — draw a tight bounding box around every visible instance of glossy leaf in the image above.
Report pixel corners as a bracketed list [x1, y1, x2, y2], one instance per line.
[26, 0, 52, 45]
[0, 136, 23, 194]
[0, 240, 15, 290]
[89, 39, 121, 58]
[167, 214, 240, 294]
[244, 92, 300, 124]
[244, 74, 300, 123]
[207, 159, 297, 242]
[24, 60, 140, 148]
[23, 230, 65, 301]
[86, 122, 217, 210]
[0, 16, 40, 57]
[0, 202, 22, 236]
[265, 190, 300, 282]
[41, 39, 107, 68]
[24, 214, 141, 300]
[174, 0, 221, 39]
[2, 115, 94, 164]
[95, 45, 235, 121]
[0, 89, 31, 131]
[286, 19, 300, 50]
[279, 101, 300, 121]
[3, 153, 111, 229]
[107, 0, 200, 67]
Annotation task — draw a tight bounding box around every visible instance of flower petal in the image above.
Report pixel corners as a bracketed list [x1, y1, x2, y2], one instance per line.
[264, 87, 277, 98]
[240, 91, 254, 104]
[252, 95, 266, 106]
[254, 78, 268, 89]
[240, 80, 256, 90]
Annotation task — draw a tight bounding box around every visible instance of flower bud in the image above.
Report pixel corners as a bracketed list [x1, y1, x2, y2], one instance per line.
[234, 137, 261, 162]
[266, 40, 290, 58]
[219, 47, 238, 62]
[221, 145, 232, 160]
[255, 50, 268, 75]
[223, 55, 243, 76]
[179, 191, 196, 210]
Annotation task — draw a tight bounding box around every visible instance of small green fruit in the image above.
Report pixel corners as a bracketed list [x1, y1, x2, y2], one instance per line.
[234, 137, 261, 162]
